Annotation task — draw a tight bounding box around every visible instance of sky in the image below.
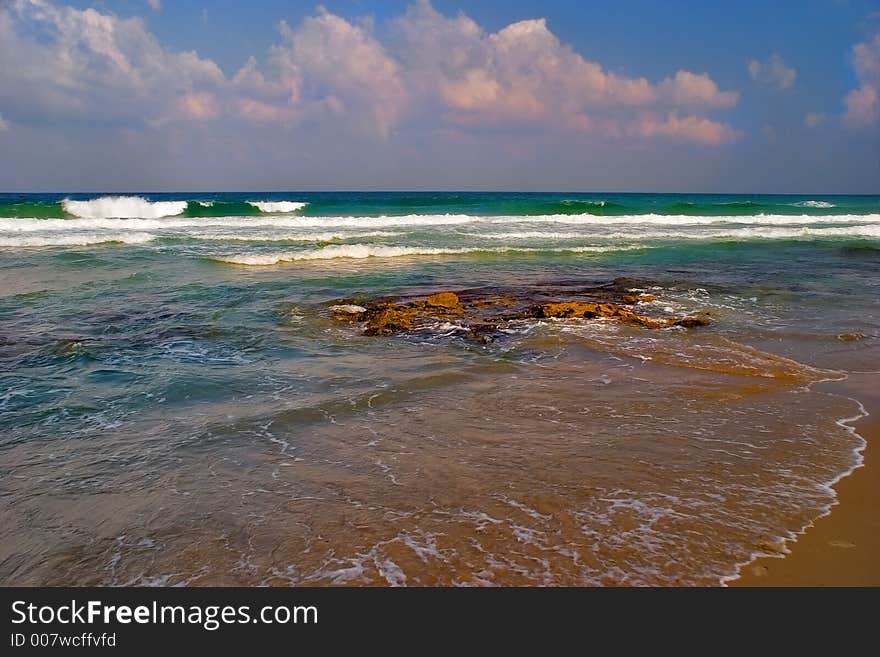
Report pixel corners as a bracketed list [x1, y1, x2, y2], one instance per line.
[0, 0, 878, 192]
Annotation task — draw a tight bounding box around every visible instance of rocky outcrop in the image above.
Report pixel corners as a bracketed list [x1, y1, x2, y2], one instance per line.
[361, 292, 464, 336]
[327, 283, 713, 339]
[424, 292, 463, 312]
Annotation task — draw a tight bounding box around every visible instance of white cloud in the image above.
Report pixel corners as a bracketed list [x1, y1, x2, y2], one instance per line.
[0, 113, 8, 131]
[804, 112, 825, 128]
[844, 33, 880, 127]
[748, 53, 796, 90]
[266, 10, 408, 136]
[658, 71, 739, 109]
[0, 0, 224, 125]
[146, 0, 161, 12]
[0, 0, 740, 145]
[391, 0, 738, 143]
[634, 113, 741, 146]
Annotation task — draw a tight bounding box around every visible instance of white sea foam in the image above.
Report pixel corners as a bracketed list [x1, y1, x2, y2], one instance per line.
[793, 200, 835, 208]
[0, 232, 155, 247]
[191, 230, 397, 242]
[463, 231, 585, 240]
[461, 224, 880, 242]
[247, 201, 308, 213]
[0, 214, 477, 232]
[218, 245, 469, 264]
[62, 196, 187, 219]
[214, 244, 644, 265]
[2, 213, 878, 252]
[593, 225, 880, 240]
[489, 213, 879, 226]
[6, 213, 879, 233]
[197, 201, 214, 207]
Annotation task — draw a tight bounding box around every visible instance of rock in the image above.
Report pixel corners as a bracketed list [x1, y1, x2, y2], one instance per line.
[327, 282, 715, 338]
[837, 332, 866, 342]
[469, 322, 501, 344]
[535, 301, 672, 328]
[330, 304, 367, 320]
[672, 312, 713, 328]
[363, 305, 419, 336]
[536, 302, 603, 318]
[424, 292, 462, 312]
[468, 296, 516, 308]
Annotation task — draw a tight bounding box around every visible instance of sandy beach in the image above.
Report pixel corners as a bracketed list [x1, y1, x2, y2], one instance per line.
[733, 372, 880, 586]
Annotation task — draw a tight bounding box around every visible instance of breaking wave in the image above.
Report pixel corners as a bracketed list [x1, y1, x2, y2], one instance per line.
[793, 200, 836, 209]
[62, 197, 187, 219]
[246, 201, 308, 213]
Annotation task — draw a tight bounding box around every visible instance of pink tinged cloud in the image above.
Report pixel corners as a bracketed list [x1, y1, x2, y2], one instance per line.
[179, 92, 218, 120]
[844, 33, 880, 127]
[268, 10, 408, 137]
[0, 0, 740, 145]
[634, 113, 741, 145]
[391, 1, 737, 140]
[659, 71, 739, 109]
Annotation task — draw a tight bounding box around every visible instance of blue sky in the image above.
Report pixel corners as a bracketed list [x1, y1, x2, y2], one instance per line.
[0, 0, 878, 192]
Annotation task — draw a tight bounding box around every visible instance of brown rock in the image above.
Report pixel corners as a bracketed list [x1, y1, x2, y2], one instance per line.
[672, 313, 713, 328]
[467, 295, 516, 308]
[536, 302, 603, 318]
[363, 305, 418, 336]
[330, 284, 713, 337]
[424, 292, 462, 312]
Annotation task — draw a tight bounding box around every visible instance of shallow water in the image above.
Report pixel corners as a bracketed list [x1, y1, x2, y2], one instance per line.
[1, 192, 878, 585]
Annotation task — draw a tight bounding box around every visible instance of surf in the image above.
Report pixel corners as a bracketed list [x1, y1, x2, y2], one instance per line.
[62, 196, 188, 219]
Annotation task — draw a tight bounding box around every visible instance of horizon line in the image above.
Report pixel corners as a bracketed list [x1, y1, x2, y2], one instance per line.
[2, 190, 879, 196]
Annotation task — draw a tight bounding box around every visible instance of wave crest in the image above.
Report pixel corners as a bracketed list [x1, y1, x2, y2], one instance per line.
[247, 201, 308, 213]
[793, 200, 835, 209]
[62, 196, 187, 219]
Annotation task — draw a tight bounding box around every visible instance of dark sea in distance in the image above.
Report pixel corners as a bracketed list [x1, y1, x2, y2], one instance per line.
[1, 191, 878, 585]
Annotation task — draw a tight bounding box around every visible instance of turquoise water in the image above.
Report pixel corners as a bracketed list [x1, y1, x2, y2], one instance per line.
[1, 192, 878, 585]
[1, 192, 878, 219]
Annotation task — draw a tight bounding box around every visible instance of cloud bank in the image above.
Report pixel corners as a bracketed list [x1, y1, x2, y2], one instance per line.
[0, 0, 740, 145]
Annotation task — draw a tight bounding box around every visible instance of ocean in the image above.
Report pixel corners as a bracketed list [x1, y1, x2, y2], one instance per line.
[1, 191, 878, 585]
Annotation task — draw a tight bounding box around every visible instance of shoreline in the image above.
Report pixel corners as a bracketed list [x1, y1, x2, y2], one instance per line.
[730, 372, 880, 586]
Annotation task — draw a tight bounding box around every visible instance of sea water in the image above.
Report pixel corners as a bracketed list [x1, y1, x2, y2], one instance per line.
[1, 192, 878, 585]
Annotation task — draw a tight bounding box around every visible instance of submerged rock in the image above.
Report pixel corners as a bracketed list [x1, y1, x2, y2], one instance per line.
[837, 332, 866, 342]
[328, 285, 713, 339]
[672, 312, 714, 328]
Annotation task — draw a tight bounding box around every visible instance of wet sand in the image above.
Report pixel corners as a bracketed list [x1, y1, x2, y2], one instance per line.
[732, 373, 880, 586]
